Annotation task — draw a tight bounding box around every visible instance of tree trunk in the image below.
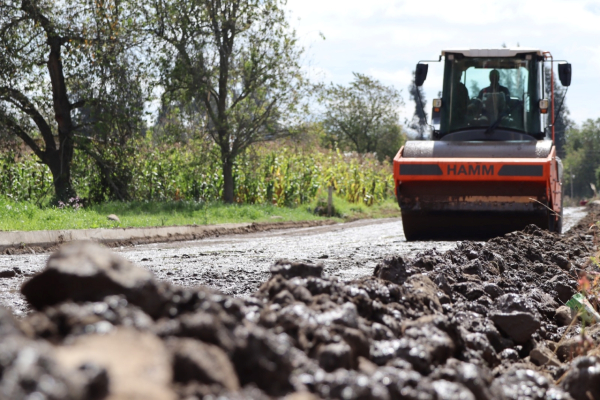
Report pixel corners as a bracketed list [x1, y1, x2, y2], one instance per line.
[47, 33, 76, 203]
[222, 158, 234, 204]
[47, 146, 75, 203]
[4, 1, 80, 204]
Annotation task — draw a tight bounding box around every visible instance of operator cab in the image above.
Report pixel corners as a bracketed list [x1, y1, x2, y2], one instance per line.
[416, 48, 571, 142]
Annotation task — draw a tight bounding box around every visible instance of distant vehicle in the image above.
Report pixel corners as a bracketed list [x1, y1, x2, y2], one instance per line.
[394, 48, 571, 240]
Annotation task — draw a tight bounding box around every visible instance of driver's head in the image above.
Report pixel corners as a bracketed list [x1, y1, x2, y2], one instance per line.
[489, 70, 500, 85]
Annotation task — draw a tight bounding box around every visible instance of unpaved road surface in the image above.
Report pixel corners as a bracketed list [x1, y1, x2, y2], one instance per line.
[0, 207, 588, 316]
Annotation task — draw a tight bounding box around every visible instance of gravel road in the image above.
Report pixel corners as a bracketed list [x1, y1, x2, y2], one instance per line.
[0, 207, 588, 316]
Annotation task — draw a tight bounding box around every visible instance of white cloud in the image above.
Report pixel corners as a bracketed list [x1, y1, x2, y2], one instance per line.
[287, 0, 600, 126]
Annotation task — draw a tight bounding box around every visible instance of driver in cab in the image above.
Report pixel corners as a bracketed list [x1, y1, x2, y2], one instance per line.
[478, 69, 510, 99]
[474, 69, 511, 123]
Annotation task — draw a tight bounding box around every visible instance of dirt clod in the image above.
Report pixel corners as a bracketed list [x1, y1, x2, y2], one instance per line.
[555, 305, 576, 326]
[560, 356, 600, 400]
[168, 337, 239, 390]
[530, 345, 562, 367]
[21, 241, 164, 318]
[490, 293, 542, 344]
[0, 268, 16, 278]
[270, 259, 324, 279]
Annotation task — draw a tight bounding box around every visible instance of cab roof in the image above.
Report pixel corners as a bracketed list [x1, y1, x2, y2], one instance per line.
[441, 48, 544, 57]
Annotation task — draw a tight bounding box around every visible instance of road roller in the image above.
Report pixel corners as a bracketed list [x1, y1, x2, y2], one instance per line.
[394, 48, 571, 240]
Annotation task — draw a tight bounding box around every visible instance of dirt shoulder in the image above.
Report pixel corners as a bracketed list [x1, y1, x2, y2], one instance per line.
[0, 219, 337, 255]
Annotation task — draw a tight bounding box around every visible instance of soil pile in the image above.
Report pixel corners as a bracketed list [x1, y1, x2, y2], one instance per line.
[1, 207, 600, 399]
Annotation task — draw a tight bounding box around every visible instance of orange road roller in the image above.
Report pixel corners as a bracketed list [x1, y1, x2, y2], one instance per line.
[394, 48, 571, 240]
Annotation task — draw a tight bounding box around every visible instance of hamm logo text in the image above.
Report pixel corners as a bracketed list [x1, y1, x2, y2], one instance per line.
[447, 164, 494, 176]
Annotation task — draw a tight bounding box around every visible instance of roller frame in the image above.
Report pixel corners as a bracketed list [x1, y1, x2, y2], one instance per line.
[393, 143, 562, 240]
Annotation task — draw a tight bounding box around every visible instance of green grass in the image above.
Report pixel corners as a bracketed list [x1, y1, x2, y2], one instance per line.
[0, 196, 401, 232]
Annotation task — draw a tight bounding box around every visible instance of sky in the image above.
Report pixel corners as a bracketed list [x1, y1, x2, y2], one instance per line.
[285, 0, 600, 130]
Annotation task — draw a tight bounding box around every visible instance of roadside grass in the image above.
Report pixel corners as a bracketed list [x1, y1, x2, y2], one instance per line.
[0, 196, 401, 232]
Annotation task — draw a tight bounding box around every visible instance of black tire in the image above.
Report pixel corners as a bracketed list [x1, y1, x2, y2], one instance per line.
[400, 210, 420, 241]
[548, 186, 564, 234]
[556, 185, 564, 234]
[547, 205, 563, 234]
[401, 209, 548, 241]
[556, 205, 563, 234]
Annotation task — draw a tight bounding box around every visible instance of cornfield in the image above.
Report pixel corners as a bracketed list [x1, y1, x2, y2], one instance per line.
[0, 140, 394, 206]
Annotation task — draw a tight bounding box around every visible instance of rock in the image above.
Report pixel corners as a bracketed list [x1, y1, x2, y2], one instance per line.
[556, 336, 592, 362]
[0, 336, 100, 400]
[529, 288, 560, 317]
[73, 363, 109, 400]
[451, 311, 512, 353]
[54, 328, 176, 400]
[560, 356, 600, 400]
[273, 289, 295, 306]
[483, 283, 504, 300]
[284, 392, 321, 400]
[232, 326, 295, 396]
[373, 255, 412, 285]
[107, 214, 120, 222]
[404, 274, 443, 313]
[290, 285, 313, 303]
[317, 342, 353, 372]
[155, 311, 236, 353]
[21, 296, 154, 341]
[547, 275, 576, 304]
[431, 380, 475, 400]
[0, 269, 16, 278]
[0, 306, 24, 337]
[430, 358, 501, 400]
[529, 345, 561, 367]
[167, 337, 239, 390]
[370, 331, 453, 374]
[371, 366, 435, 399]
[460, 330, 499, 366]
[551, 253, 571, 270]
[490, 294, 541, 344]
[555, 305, 576, 327]
[453, 282, 486, 301]
[492, 369, 570, 400]
[270, 260, 323, 279]
[205, 386, 272, 399]
[357, 356, 379, 375]
[413, 255, 439, 271]
[311, 369, 390, 399]
[499, 348, 519, 361]
[403, 320, 455, 365]
[21, 242, 164, 318]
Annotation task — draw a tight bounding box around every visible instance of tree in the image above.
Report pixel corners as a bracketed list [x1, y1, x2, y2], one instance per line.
[563, 119, 600, 199]
[75, 56, 147, 202]
[545, 67, 572, 158]
[0, 0, 143, 202]
[146, 0, 305, 203]
[320, 73, 404, 160]
[375, 123, 405, 162]
[408, 71, 428, 140]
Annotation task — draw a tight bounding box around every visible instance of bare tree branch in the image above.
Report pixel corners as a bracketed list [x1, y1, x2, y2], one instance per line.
[0, 86, 56, 151]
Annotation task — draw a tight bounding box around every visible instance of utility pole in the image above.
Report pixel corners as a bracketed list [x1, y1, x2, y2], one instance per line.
[570, 167, 574, 199]
[328, 186, 333, 217]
